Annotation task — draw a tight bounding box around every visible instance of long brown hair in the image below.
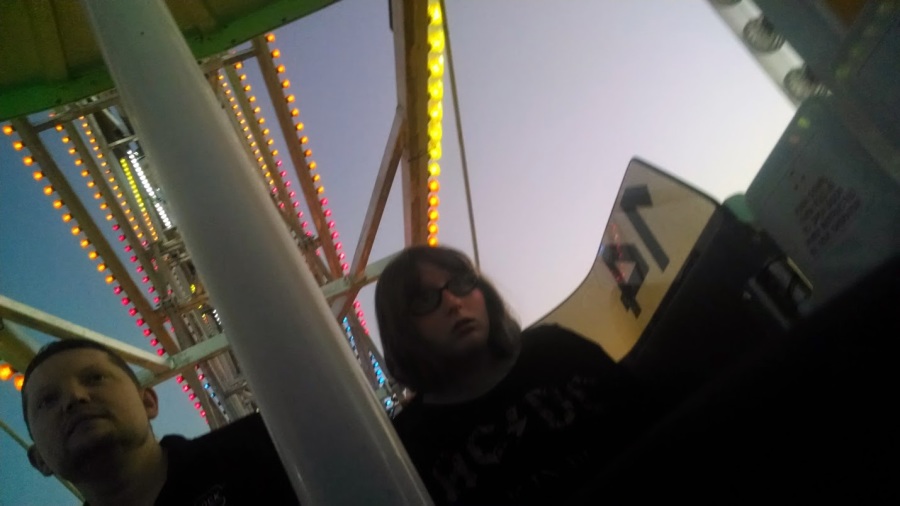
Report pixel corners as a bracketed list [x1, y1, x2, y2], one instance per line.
[375, 245, 520, 393]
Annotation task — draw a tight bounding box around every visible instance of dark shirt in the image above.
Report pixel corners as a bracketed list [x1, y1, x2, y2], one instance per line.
[85, 413, 299, 506]
[393, 325, 660, 505]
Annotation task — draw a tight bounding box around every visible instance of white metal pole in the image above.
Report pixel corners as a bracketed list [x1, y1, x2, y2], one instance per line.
[79, 1, 430, 504]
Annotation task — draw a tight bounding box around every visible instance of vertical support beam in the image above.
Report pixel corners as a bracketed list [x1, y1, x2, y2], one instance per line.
[79, 0, 430, 503]
[334, 109, 404, 319]
[351, 109, 405, 281]
[392, 0, 431, 246]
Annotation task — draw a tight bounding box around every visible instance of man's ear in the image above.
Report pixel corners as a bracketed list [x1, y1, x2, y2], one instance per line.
[141, 386, 160, 420]
[27, 445, 54, 477]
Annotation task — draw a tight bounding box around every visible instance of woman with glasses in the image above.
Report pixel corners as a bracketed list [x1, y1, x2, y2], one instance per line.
[375, 245, 659, 505]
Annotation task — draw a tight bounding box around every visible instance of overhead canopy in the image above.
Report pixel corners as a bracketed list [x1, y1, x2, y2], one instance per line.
[0, 0, 338, 121]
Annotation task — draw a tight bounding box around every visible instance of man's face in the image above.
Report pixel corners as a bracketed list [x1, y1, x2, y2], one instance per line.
[24, 348, 158, 479]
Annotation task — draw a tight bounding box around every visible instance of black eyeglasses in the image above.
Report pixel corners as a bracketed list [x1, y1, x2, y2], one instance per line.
[409, 272, 479, 316]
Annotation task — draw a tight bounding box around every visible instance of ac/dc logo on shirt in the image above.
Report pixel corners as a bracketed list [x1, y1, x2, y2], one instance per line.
[430, 376, 608, 503]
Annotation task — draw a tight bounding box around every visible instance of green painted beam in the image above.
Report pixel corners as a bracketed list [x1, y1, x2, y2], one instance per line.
[0, 0, 338, 121]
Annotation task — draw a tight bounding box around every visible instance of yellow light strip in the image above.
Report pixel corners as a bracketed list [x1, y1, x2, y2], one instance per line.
[222, 62, 317, 249]
[222, 66, 287, 199]
[425, 0, 445, 247]
[118, 157, 156, 241]
[263, 34, 351, 272]
[44, 122, 112, 276]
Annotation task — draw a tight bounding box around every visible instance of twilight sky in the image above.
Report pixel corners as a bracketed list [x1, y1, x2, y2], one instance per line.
[0, 1, 795, 503]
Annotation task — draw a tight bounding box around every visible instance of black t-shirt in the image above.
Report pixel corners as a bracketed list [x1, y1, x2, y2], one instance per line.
[155, 412, 299, 505]
[393, 325, 660, 505]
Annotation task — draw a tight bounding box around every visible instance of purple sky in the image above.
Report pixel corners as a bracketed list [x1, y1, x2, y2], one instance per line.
[0, 1, 794, 503]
